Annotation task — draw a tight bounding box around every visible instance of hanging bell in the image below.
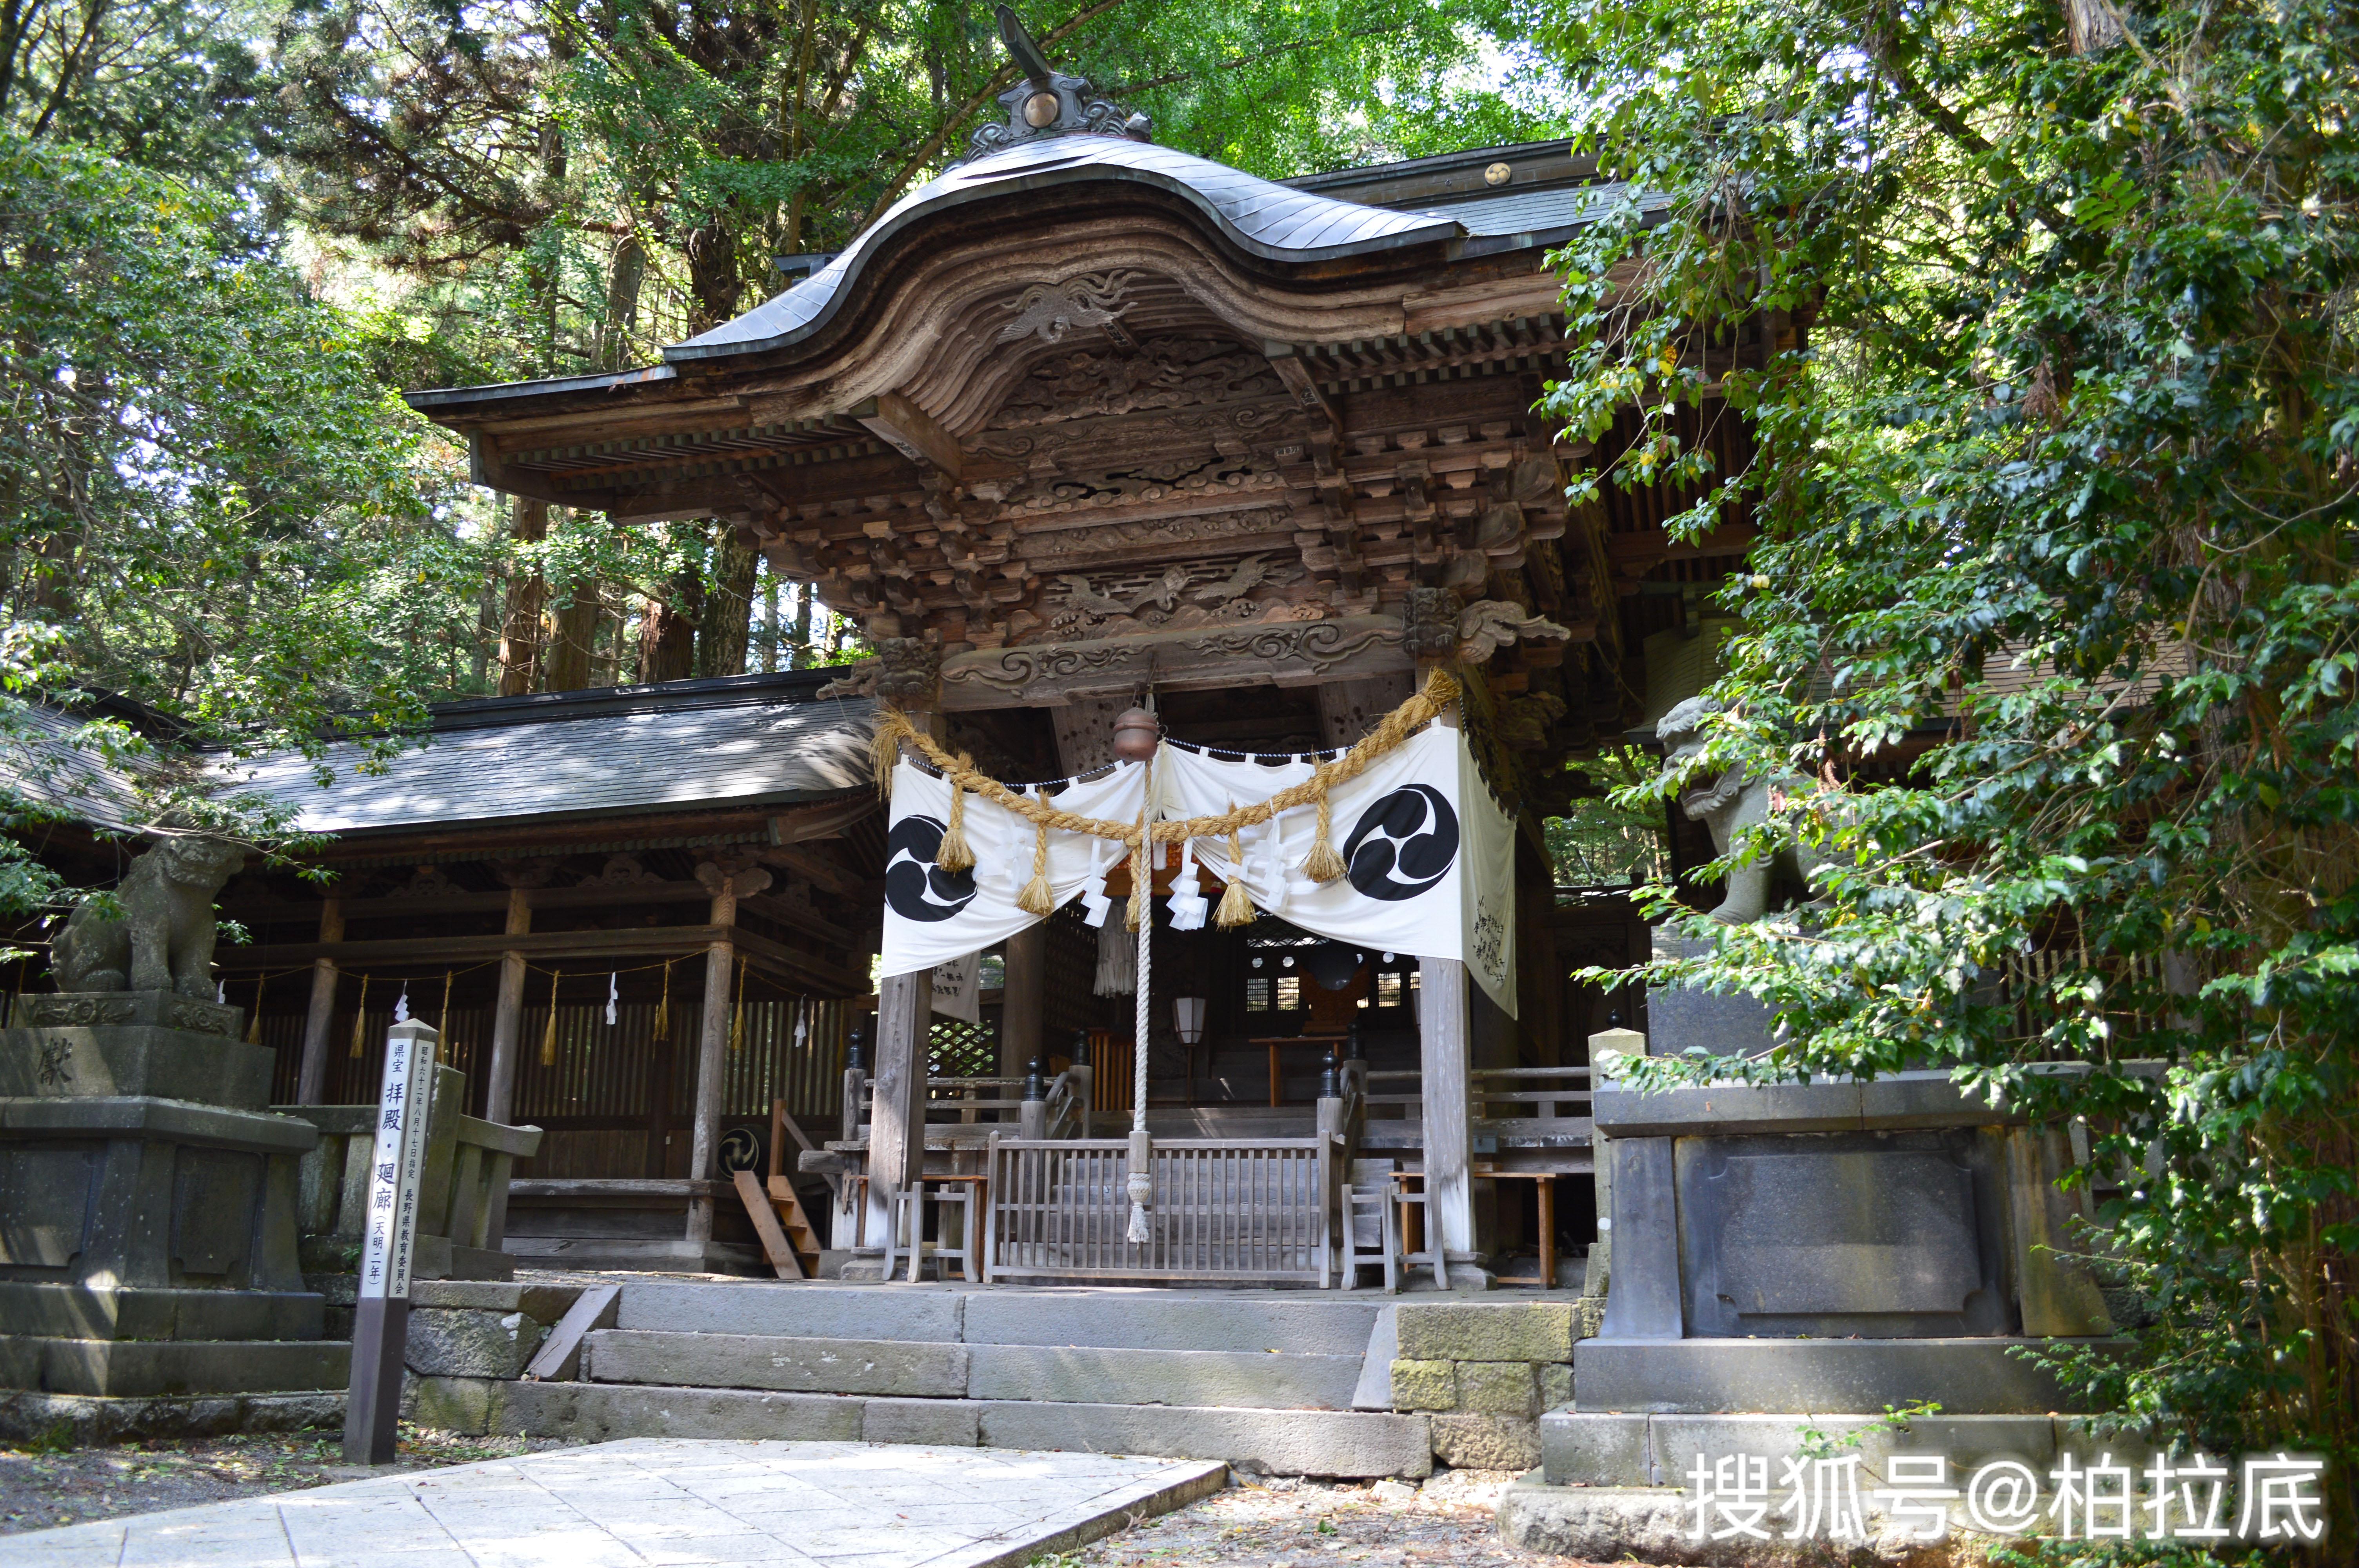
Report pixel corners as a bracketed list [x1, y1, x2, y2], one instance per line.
[1110, 707, 1160, 762]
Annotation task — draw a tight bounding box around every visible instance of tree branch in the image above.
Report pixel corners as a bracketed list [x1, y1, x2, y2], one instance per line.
[1108, 24, 1398, 98]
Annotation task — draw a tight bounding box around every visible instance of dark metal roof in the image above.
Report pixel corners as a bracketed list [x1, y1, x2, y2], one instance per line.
[0, 704, 161, 831]
[402, 135, 1639, 412]
[216, 684, 878, 835]
[1422, 182, 1660, 237]
[669, 136, 1462, 365]
[1285, 139, 1587, 203]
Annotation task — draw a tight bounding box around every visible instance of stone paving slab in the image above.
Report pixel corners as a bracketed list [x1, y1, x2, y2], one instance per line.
[4, 1437, 1227, 1568]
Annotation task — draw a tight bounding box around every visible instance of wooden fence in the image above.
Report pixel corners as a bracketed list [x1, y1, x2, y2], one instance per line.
[984, 1134, 1338, 1285]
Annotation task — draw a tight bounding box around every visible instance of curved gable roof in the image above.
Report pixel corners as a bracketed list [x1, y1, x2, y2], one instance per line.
[666, 136, 1463, 365]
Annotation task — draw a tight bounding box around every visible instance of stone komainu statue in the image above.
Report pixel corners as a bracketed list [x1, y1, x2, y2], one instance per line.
[51, 835, 245, 997]
[1656, 697, 1823, 925]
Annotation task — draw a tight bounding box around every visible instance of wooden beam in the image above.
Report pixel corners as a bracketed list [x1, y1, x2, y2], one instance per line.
[294, 899, 342, 1105]
[1400, 270, 1567, 336]
[223, 925, 860, 996]
[1263, 345, 1341, 436]
[852, 392, 961, 480]
[485, 887, 533, 1126]
[289, 806, 791, 863]
[756, 842, 871, 900]
[233, 881, 869, 956]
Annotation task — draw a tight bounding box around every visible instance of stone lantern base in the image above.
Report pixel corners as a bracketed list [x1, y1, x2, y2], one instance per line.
[0, 993, 347, 1398]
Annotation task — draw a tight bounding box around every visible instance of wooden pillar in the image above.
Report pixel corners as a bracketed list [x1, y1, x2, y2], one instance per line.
[1416, 954, 1477, 1262]
[295, 898, 343, 1105]
[482, 887, 533, 1127]
[1000, 925, 1045, 1082]
[866, 967, 932, 1245]
[687, 862, 771, 1244]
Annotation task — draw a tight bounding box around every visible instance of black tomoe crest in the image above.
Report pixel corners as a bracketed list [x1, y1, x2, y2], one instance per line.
[1341, 784, 1459, 901]
[884, 814, 978, 922]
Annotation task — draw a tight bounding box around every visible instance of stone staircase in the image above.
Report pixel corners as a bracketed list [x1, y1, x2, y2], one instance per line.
[423, 1278, 1436, 1477]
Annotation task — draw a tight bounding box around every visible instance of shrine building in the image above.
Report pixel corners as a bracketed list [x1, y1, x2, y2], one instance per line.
[337, 45, 1756, 1287]
[2, 24, 2124, 1497]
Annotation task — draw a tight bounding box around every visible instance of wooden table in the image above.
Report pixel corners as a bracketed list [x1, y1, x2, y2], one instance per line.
[1247, 1035, 1345, 1107]
[1476, 1167, 1557, 1288]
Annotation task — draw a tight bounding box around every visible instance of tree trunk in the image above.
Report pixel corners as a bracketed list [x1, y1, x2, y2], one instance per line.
[497, 498, 550, 696]
[790, 581, 813, 669]
[599, 236, 647, 370]
[543, 574, 603, 691]
[761, 568, 780, 673]
[697, 531, 760, 677]
[638, 578, 699, 684]
[2065, 0, 2124, 51]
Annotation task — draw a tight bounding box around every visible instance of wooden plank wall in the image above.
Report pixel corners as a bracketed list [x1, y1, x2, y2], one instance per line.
[260, 996, 851, 1180]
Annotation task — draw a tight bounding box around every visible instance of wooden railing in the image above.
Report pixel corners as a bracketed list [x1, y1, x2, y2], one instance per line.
[841, 1067, 1093, 1142]
[1361, 1064, 1592, 1158]
[985, 1133, 1340, 1285]
[280, 1063, 543, 1282]
[1470, 1065, 1593, 1122]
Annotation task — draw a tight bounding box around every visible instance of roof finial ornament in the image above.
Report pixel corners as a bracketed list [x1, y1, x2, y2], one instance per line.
[997, 4, 1055, 88]
[952, 7, 1152, 168]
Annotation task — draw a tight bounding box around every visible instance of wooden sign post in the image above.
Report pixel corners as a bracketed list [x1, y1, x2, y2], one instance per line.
[343, 1019, 438, 1463]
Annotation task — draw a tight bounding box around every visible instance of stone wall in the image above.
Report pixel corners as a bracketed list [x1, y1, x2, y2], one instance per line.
[1388, 1297, 1603, 1470]
[401, 1279, 596, 1433]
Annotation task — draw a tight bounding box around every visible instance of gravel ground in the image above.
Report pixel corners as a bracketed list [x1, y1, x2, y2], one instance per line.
[1061, 1470, 1560, 1568]
[0, 1426, 575, 1535]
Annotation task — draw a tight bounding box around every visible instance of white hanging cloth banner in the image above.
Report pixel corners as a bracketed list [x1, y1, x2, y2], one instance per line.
[1155, 726, 1519, 1018]
[877, 726, 1515, 1020]
[880, 759, 1146, 977]
[931, 950, 982, 1024]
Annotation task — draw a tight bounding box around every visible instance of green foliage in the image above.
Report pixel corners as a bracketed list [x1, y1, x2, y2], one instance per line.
[1541, 0, 2359, 1522]
[1794, 1399, 1941, 1463]
[1543, 744, 1667, 886]
[0, 129, 481, 818]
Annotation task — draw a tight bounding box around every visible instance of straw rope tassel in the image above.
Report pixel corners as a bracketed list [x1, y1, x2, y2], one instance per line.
[653, 960, 671, 1041]
[347, 975, 368, 1057]
[1016, 818, 1055, 916]
[1126, 748, 1156, 1246]
[1215, 804, 1255, 928]
[936, 754, 976, 872]
[1300, 788, 1347, 883]
[439, 970, 454, 1031]
[539, 968, 560, 1067]
[869, 668, 1458, 852]
[245, 973, 265, 1045]
[728, 956, 747, 1052]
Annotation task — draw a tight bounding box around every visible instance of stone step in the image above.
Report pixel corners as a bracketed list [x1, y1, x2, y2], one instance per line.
[585, 1330, 964, 1399]
[615, 1279, 1386, 1356]
[584, 1328, 1367, 1410]
[480, 1377, 1433, 1477]
[0, 1334, 349, 1398]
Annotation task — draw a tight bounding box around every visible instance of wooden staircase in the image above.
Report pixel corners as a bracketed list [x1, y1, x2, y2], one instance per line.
[731, 1099, 827, 1278]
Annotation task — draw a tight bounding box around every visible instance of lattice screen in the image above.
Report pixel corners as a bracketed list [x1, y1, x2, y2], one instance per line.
[928, 1017, 999, 1079]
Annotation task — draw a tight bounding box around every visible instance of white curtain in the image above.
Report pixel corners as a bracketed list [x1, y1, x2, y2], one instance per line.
[878, 728, 1516, 1017]
[880, 759, 1145, 976]
[1156, 727, 1517, 1017]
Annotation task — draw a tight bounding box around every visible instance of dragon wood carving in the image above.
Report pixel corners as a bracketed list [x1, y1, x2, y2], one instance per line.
[995, 272, 1139, 348]
[987, 337, 1287, 429]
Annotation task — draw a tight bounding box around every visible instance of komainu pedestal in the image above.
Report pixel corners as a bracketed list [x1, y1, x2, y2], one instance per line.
[0, 993, 347, 1399]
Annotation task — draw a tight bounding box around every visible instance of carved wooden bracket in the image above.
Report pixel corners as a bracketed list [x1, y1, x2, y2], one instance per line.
[852, 392, 963, 480]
